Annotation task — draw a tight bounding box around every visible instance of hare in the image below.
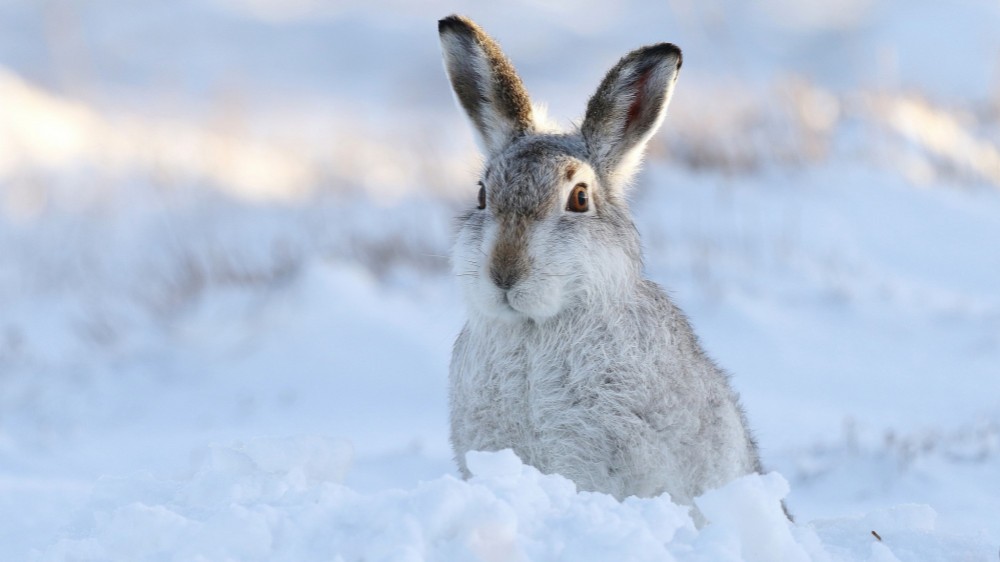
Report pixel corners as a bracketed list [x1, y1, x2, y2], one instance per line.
[439, 15, 764, 514]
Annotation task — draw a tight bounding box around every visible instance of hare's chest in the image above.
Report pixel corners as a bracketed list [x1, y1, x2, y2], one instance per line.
[450, 330, 534, 449]
[451, 332, 582, 445]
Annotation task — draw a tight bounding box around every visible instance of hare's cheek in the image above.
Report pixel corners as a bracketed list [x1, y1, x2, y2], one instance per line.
[452, 218, 490, 269]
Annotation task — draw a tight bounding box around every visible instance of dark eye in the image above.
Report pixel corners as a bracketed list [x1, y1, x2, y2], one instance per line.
[567, 183, 589, 212]
[477, 182, 486, 210]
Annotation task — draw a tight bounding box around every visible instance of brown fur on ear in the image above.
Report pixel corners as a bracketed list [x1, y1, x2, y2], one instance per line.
[439, 15, 535, 154]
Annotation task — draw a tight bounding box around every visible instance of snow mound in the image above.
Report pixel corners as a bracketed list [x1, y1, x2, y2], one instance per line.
[36, 446, 994, 561]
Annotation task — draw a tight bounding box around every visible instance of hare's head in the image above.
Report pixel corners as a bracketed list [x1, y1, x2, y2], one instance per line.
[440, 15, 681, 323]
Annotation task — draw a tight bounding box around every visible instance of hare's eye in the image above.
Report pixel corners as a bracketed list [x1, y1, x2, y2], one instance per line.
[567, 183, 589, 213]
[477, 182, 486, 210]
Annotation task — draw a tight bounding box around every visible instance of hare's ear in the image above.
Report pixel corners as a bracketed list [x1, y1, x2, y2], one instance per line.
[439, 15, 534, 156]
[582, 44, 681, 187]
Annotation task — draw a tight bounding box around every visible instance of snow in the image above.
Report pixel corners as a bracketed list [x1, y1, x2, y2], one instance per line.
[2, 0, 1000, 560]
[29, 449, 998, 561]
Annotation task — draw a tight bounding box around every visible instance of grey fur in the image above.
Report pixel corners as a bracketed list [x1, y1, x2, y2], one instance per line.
[439, 16, 764, 521]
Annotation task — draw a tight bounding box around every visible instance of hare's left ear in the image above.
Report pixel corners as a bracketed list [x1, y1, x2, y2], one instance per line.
[582, 44, 682, 188]
[439, 15, 535, 156]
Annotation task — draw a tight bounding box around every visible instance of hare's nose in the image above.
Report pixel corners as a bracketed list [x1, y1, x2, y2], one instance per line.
[490, 266, 521, 291]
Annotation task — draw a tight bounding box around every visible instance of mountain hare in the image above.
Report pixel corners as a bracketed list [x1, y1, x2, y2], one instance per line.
[439, 15, 764, 512]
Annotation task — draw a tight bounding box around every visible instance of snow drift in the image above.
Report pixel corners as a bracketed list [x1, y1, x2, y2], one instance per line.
[37, 446, 994, 561]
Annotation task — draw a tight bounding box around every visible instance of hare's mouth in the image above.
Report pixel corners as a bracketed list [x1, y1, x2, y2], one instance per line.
[497, 290, 523, 316]
[477, 286, 537, 322]
[499, 291, 515, 309]
[497, 284, 563, 323]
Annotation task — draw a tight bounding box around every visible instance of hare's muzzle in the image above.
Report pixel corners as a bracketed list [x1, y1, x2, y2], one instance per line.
[489, 217, 531, 291]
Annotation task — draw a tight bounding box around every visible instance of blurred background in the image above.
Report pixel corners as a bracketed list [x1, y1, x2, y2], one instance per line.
[1, 0, 999, 556]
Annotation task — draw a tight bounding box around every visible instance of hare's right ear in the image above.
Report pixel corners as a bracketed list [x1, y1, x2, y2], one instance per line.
[439, 15, 534, 156]
[582, 44, 682, 188]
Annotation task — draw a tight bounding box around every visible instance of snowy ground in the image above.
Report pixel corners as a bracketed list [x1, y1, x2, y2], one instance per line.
[1, 0, 999, 559]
